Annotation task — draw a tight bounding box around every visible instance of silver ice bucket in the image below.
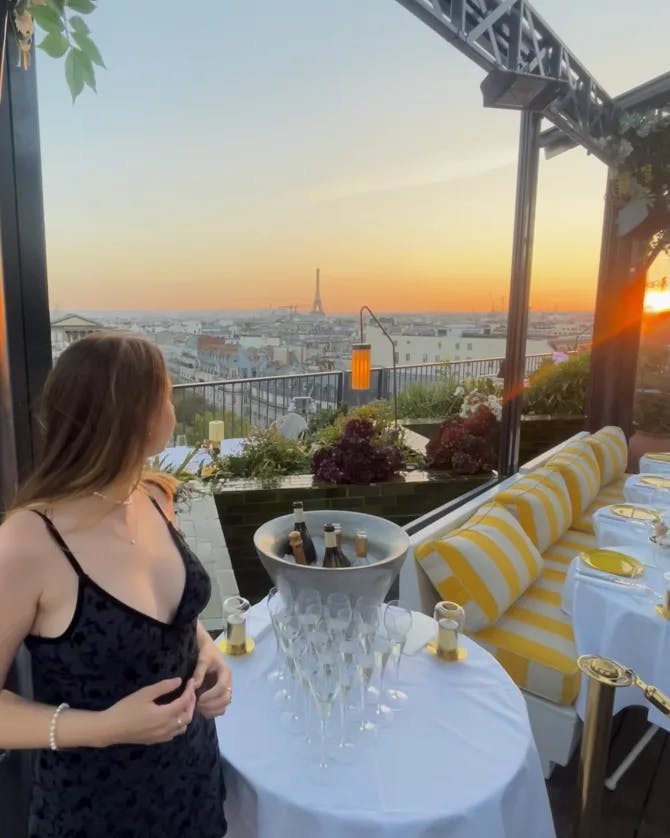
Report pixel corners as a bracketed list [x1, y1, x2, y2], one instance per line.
[253, 510, 410, 604]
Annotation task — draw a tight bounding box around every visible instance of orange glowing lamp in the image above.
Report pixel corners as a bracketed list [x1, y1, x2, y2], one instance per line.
[351, 342, 372, 390]
[351, 306, 397, 425]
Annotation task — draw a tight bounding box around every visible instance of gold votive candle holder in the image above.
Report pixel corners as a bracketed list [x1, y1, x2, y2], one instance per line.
[429, 601, 466, 662]
[222, 595, 251, 655]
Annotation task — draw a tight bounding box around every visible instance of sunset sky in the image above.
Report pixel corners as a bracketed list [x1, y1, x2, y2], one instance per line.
[36, 0, 670, 313]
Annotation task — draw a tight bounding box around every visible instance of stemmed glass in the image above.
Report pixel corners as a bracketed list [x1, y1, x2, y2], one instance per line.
[309, 662, 341, 770]
[355, 646, 378, 736]
[281, 634, 309, 733]
[274, 612, 301, 705]
[383, 600, 413, 709]
[371, 633, 393, 725]
[267, 587, 292, 687]
[325, 593, 352, 638]
[335, 646, 358, 752]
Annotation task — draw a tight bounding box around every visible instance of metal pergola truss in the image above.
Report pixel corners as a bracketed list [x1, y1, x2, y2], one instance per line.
[393, 0, 618, 158]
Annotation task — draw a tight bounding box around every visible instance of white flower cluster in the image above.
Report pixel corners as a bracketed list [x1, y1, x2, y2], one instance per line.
[458, 389, 502, 421]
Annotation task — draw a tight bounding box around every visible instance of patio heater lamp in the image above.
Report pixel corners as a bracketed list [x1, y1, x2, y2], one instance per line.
[480, 69, 569, 112]
[351, 305, 398, 427]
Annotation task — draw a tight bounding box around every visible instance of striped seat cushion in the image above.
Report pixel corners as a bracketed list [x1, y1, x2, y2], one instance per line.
[496, 468, 572, 553]
[585, 426, 628, 486]
[415, 502, 543, 633]
[572, 475, 629, 533]
[473, 528, 596, 705]
[546, 441, 601, 521]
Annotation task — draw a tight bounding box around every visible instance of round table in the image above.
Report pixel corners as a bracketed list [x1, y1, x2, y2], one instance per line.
[639, 453, 670, 476]
[215, 606, 555, 838]
[562, 539, 670, 732]
[592, 503, 664, 549]
[624, 473, 670, 509]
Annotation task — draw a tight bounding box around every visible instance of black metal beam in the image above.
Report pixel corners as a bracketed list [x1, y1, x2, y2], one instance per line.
[541, 71, 670, 158]
[586, 176, 649, 438]
[498, 110, 541, 477]
[392, 0, 617, 159]
[0, 10, 51, 836]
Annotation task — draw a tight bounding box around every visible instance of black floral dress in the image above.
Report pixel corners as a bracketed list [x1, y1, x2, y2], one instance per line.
[24, 500, 227, 838]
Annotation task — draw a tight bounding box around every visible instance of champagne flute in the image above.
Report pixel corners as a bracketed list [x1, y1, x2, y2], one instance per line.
[309, 664, 340, 770]
[355, 647, 377, 736]
[335, 652, 358, 752]
[371, 633, 393, 725]
[383, 600, 413, 709]
[274, 614, 300, 704]
[326, 593, 352, 637]
[282, 634, 309, 734]
[267, 587, 292, 686]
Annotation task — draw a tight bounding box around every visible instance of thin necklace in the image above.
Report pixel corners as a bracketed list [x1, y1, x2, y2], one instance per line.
[92, 490, 133, 507]
[92, 490, 137, 544]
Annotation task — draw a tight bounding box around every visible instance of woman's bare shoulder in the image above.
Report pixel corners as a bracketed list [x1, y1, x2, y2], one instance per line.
[0, 509, 50, 584]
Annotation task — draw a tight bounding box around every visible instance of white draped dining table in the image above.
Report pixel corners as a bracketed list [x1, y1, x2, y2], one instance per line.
[215, 604, 555, 838]
[561, 535, 670, 732]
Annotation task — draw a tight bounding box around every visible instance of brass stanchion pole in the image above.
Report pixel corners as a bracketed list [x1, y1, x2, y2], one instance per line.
[575, 656, 670, 838]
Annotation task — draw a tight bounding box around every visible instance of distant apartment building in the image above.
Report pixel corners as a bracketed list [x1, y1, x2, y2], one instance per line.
[50, 314, 105, 359]
[365, 323, 553, 367]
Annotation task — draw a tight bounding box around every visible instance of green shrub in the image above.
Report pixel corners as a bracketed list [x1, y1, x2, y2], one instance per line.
[523, 353, 590, 417]
[209, 428, 310, 483]
[396, 380, 464, 419]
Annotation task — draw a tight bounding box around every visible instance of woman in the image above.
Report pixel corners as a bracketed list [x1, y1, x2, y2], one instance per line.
[0, 332, 231, 837]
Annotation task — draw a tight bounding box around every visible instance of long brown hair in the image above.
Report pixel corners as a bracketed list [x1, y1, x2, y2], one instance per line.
[15, 331, 172, 509]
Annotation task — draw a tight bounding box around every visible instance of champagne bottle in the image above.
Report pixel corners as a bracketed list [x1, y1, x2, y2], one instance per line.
[322, 523, 339, 568]
[285, 501, 317, 565]
[288, 530, 307, 565]
[322, 523, 351, 568]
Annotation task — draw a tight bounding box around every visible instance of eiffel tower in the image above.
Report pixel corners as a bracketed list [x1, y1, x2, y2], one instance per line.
[311, 268, 325, 315]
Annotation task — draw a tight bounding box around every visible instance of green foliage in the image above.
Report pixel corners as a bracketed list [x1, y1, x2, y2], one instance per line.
[396, 380, 464, 419]
[307, 405, 349, 437]
[314, 401, 405, 449]
[172, 390, 249, 446]
[16, 0, 104, 102]
[212, 428, 311, 483]
[523, 353, 590, 418]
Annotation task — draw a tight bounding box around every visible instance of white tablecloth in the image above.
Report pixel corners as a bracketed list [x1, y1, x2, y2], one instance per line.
[159, 441, 245, 472]
[592, 503, 666, 549]
[561, 540, 670, 732]
[639, 453, 670, 476]
[624, 473, 670, 510]
[215, 605, 555, 838]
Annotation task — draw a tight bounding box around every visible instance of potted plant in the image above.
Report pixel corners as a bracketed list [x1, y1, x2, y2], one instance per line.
[425, 405, 497, 475]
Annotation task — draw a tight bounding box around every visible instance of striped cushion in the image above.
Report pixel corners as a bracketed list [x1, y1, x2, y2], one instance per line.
[496, 468, 572, 553]
[572, 475, 629, 533]
[473, 528, 596, 705]
[546, 441, 601, 519]
[415, 502, 543, 633]
[585, 426, 628, 486]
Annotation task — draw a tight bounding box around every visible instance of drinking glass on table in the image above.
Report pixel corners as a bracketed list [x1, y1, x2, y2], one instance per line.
[370, 633, 393, 725]
[383, 600, 413, 708]
[325, 593, 352, 637]
[355, 646, 378, 736]
[282, 635, 310, 734]
[274, 613, 301, 704]
[309, 663, 341, 770]
[267, 587, 292, 687]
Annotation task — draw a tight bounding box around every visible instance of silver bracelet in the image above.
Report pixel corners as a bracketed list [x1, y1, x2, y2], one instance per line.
[49, 703, 70, 751]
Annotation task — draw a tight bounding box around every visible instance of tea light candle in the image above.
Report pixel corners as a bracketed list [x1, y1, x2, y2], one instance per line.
[226, 614, 246, 652]
[209, 420, 225, 443]
[437, 618, 459, 661]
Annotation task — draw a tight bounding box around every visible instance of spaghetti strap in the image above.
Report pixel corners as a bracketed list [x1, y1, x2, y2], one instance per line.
[147, 495, 171, 525]
[33, 511, 86, 578]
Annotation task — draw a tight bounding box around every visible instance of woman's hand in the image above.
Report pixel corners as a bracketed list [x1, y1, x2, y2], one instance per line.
[192, 638, 233, 719]
[100, 678, 197, 746]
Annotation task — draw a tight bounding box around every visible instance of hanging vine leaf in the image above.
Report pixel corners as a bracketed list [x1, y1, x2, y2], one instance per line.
[69, 15, 90, 35]
[64, 47, 85, 101]
[29, 4, 64, 33]
[39, 31, 69, 58]
[65, 0, 96, 13]
[72, 29, 104, 67]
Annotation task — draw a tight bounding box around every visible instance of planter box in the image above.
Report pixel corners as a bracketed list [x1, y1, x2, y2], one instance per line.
[213, 471, 491, 604]
[402, 416, 586, 466]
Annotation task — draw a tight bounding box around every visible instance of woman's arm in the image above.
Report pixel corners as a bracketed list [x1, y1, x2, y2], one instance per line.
[0, 513, 108, 749]
[0, 513, 196, 750]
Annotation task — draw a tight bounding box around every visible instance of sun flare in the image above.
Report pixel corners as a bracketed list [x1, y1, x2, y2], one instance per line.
[644, 287, 670, 313]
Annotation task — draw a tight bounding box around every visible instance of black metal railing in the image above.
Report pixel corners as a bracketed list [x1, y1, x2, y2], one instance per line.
[171, 353, 554, 443]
